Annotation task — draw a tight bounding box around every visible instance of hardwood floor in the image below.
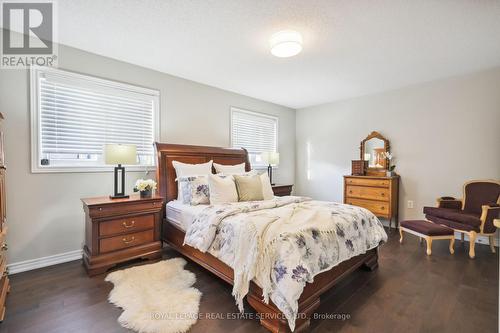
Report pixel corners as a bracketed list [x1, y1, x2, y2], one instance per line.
[0, 230, 497, 333]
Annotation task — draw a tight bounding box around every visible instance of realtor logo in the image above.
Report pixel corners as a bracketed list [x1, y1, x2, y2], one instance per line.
[1, 1, 57, 68]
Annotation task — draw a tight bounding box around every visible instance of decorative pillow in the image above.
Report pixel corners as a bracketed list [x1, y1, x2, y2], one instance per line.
[234, 175, 264, 202]
[213, 162, 246, 175]
[208, 174, 238, 204]
[178, 176, 210, 205]
[260, 173, 275, 200]
[172, 160, 212, 201]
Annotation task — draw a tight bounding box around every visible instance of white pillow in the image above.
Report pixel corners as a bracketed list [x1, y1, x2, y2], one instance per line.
[260, 172, 275, 200]
[208, 174, 238, 204]
[213, 162, 246, 175]
[172, 160, 213, 200]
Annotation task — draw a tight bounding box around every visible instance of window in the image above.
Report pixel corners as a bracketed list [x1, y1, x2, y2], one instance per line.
[30, 67, 160, 172]
[230, 107, 278, 167]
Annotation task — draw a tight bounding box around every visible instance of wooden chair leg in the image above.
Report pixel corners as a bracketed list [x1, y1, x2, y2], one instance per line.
[489, 235, 496, 253]
[399, 228, 403, 243]
[449, 237, 455, 254]
[468, 231, 477, 259]
[461, 233, 464, 243]
[426, 237, 432, 256]
[419, 237, 423, 244]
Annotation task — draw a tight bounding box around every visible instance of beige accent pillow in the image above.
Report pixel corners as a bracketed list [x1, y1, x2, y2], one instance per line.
[260, 173, 275, 200]
[234, 175, 264, 202]
[208, 174, 238, 204]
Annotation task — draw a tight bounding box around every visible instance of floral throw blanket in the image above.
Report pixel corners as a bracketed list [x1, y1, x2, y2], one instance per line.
[184, 197, 387, 331]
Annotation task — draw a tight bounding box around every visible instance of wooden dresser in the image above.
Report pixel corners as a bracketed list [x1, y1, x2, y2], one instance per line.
[0, 112, 8, 321]
[344, 175, 399, 229]
[82, 194, 164, 276]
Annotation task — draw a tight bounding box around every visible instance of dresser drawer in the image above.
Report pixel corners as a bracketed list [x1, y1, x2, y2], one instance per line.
[346, 185, 389, 202]
[89, 201, 162, 219]
[99, 214, 154, 237]
[99, 229, 154, 253]
[345, 198, 390, 217]
[345, 177, 390, 188]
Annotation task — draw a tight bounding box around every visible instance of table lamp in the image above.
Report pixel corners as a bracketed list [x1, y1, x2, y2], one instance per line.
[104, 144, 137, 199]
[261, 152, 279, 185]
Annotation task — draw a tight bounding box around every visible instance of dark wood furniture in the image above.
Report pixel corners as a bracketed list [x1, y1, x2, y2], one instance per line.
[155, 142, 380, 333]
[0, 112, 8, 321]
[344, 175, 400, 229]
[271, 184, 293, 196]
[82, 194, 164, 276]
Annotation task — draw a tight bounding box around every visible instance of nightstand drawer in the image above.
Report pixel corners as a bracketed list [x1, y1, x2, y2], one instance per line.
[89, 201, 162, 218]
[99, 229, 154, 253]
[345, 177, 389, 188]
[346, 185, 389, 201]
[99, 214, 154, 237]
[345, 198, 389, 217]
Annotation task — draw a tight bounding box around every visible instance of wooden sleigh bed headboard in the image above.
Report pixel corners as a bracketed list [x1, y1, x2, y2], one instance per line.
[154, 142, 251, 202]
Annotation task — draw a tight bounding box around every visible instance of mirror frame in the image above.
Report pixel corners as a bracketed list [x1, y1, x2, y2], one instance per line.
[360, 131, 390, 175]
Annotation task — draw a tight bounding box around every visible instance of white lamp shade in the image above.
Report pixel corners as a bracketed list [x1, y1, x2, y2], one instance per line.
[104, 144, 137, 165]
[261, 152, 280, 166]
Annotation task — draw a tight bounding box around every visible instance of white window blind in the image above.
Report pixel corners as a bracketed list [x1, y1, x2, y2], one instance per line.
[231, 107, 278, 167]
[31, 67, 159, 172]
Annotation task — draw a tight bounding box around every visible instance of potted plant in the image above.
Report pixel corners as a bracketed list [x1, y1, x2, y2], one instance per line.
[384, 152, 396, 177]
[134, 179, 157, 198]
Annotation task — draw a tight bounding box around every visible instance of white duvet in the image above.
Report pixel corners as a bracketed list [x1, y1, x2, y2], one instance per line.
[184, 196, 387, 331]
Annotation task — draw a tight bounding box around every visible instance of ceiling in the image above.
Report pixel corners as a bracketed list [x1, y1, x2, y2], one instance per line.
[24, 1, 500, 108]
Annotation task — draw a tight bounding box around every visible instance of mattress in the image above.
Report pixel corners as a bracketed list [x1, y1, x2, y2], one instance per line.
[166, 200, 208, 231]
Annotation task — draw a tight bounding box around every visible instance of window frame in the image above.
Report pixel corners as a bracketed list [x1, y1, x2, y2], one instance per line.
[30, 67, 161, 173]
[230, 106, 279, 169]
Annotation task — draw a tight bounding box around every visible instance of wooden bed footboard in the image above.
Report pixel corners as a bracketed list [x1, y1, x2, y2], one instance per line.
[163, 221, 378, 333]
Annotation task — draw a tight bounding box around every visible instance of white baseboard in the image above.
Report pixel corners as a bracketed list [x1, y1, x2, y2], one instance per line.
[7, 249, 83, 275]
[381, 220, 498, 246]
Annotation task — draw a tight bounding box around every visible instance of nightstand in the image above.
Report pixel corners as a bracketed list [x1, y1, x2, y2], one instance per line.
[272, 184, 293, 196]
[82, 194, 164, 276]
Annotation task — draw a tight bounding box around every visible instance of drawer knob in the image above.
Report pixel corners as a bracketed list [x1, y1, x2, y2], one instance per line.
[349, 190, 352, 194]
[1, 243, 7, 251]
[122, 221, 135, 228]
[99, 207, 103, 211]
[381, 206, 385, 210]
[381, 193, 385, 196]
[122, 236, 136, 244]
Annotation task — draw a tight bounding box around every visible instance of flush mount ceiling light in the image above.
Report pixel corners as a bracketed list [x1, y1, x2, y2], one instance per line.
[270, 30, 303, 58]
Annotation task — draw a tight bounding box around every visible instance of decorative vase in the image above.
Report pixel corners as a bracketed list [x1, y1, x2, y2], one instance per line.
[140, 189, 152, 198]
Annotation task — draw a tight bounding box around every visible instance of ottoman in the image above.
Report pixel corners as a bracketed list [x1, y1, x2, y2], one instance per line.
[399, 220, 455, 255]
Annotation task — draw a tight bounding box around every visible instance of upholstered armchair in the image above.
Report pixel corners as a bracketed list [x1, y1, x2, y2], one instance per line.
[423, 180, 500, 258]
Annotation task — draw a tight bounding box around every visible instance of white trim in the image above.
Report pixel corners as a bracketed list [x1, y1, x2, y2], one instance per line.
[7, 249, 83, 275]
[30, 66, 161, 173]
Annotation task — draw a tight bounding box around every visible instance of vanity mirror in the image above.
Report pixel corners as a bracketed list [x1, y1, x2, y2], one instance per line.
[360, 131, 390, 176]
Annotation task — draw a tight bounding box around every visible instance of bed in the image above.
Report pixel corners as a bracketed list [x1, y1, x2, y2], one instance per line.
[155, 143, 385, 332]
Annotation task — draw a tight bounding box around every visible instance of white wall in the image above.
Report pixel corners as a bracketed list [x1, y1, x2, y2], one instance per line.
[0, 42, 295, 265]
[296, 68, 500, 224]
